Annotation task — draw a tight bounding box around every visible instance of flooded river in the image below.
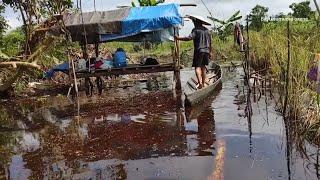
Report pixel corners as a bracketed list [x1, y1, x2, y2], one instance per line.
[0, 68, 319, 180]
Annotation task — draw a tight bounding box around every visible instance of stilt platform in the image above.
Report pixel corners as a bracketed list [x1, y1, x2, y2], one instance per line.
[75, 63, 176, 78]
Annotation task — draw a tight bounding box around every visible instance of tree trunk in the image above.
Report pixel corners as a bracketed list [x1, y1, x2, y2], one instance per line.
[0, 62, 41, 69]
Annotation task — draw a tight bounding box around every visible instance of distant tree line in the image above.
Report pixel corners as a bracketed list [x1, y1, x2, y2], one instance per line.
[249, 0, 318, 31]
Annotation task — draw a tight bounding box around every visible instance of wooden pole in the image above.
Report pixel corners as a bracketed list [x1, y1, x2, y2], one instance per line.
[245, 15, 253, 121]
[95, 43, 99, 57]
[283, 21, 291, 117]
[70, 54, 79, 97]
[174, 28, 182, 93]
[246, 15, 251, 87]
[179, 4, 197, 7]
[173, 28, 182, 104]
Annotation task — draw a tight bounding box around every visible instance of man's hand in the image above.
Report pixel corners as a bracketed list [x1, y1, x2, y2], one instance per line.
[174, 36, 192, 41]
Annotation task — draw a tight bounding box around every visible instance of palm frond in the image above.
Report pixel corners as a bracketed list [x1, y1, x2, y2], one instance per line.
[208, 16, 226, 25]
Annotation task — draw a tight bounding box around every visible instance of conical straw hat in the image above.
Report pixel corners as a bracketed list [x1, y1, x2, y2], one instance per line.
[187, 15, 212, 26]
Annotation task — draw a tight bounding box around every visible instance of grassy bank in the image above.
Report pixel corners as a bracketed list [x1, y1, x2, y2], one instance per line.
[104, 35, 242, 66]
[249, 21, 320, 142]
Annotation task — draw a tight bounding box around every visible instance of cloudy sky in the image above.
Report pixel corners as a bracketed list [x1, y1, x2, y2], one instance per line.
[3, 0, 314, 34]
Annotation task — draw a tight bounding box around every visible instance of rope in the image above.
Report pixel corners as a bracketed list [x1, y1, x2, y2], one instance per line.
[199, 0, 218, 30]
[200, 0, 213, 20]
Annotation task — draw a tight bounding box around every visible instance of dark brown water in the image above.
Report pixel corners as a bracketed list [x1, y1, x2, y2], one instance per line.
[0, 68, 319, 180]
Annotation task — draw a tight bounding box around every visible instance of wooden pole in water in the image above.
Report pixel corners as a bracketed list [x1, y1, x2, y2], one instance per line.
[173, 28, 182, 103]
[245, 15, 253, 121]
[283, 21, 291, 117]
[175, 29, 182, 93]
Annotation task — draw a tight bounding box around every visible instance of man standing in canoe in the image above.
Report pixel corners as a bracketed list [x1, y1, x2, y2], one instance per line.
[175, 15, 212, 89]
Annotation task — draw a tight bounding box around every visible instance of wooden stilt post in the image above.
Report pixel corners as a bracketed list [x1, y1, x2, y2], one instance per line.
[67, 50, 79, 97]
[246, 15, 251, 91]
[173, 28, 182, 104]
[95, 43, 99, 57]
[67, 50, 73, 97]
[71, 57, 79, 97]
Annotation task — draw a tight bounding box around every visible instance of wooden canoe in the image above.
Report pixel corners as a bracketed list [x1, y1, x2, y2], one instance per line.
[184, 62, 222, 106]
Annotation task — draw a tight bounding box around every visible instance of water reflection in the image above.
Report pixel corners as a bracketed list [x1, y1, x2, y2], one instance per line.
[0, 90, 217, 179]
[1, 68, 320, 179]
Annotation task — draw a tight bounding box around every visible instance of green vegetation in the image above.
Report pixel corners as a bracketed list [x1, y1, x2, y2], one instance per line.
[0, 28, 25, 57]
[0, 3, 7, 43]
[131, 0, 165, 7]
[209, 11, 242, 41]
[289, 1, 314, 18]
[249, 5, 269, 31]
[204, 1, 320, 142]
[250, 21, 320, 140]
[0, 0, 73, 95]
[0, 0, 318, 145]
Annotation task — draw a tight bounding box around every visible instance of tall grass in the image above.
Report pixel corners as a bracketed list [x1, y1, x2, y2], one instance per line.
[250, 21, 320, 141]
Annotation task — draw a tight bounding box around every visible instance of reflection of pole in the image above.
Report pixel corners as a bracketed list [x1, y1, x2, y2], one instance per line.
[284, 117, 292, 180]
[176, 107, 185, 130]
[77, 98, 80, 119]
[316, 147, 320, 179]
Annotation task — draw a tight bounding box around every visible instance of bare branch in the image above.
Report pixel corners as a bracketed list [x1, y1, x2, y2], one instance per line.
[0, 62, 41, 70]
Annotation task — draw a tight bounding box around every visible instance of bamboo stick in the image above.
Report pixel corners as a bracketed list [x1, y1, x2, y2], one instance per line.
[71, 57, 79, 97]
[283, 21, 291, 117]
[0, 62, 41, 69]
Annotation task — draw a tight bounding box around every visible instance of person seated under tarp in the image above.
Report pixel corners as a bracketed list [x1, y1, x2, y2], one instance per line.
[93, 48, 115, 70]
[113, 48, 128, 68]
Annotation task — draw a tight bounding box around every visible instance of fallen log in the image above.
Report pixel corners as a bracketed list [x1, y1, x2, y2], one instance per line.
[0, 61, 41, 70]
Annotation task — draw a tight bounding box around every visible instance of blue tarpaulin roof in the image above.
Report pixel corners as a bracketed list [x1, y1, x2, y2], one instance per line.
[64, 4, 182, 43]
[100, 4, 182, 42]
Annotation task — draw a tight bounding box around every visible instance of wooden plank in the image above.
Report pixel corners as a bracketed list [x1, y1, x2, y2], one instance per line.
[187, 81, 197, 91]
[191, 77, 198, 85]
[180, 4, 197, 7]
[76, 64, 175, 78]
